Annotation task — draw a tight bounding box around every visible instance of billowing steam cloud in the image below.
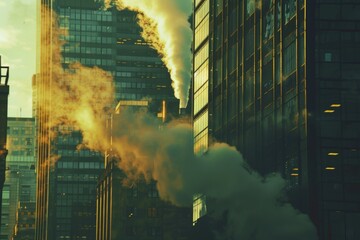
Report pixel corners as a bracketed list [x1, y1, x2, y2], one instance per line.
[108, 110, 318, 240]
[104, 0, 193, 108]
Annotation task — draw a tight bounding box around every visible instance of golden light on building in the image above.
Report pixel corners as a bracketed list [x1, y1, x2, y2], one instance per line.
[325, 167, 336, 171]
[291, 173, 299, 177]
[328, 152, 339, 156]
[162, 100, 166, 123]
[330, 103, 341, 108]
[324, 109, 335, 113]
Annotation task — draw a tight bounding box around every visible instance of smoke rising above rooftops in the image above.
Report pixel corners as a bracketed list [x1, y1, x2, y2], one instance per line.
[104, 0, 193, 108]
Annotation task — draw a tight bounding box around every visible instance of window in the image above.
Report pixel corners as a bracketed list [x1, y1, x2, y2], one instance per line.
[229, 0, 238, 33]
[214, 22, 223, 50]
[194, 42, 209, 70]
[147, 207, 157, 217]
[194, 61, 209, 92]
[244, 67, 254, 106]
[264, 10, 274, 41]
[195, 0, 209, 28]
[195, 15, 209, 49]
[215, 0, 223, 15]
[194, 110, 208, 137]
[148, 183, 158, 198]
[245, 27, 254, 58]
[246, 0, 255, 17]
[229, 42, 237, 72]
[283, 40, 296, 76]
[214, 57, 223, 87]
[284, 0, 296, 24]
[194, 82, 209, 115]
[262, 61, 273, 93]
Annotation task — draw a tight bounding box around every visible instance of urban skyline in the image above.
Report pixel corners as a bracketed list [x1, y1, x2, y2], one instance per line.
[1, 0, 360, 240]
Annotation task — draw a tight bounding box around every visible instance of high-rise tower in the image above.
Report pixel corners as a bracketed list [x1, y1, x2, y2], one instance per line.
[36, 0, 180, 239]
[192, 0, 360, 239]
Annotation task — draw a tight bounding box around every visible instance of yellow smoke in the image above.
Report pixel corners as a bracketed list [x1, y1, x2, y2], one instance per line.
[37, 7, 114, 153]
[106, 0, 193, 108]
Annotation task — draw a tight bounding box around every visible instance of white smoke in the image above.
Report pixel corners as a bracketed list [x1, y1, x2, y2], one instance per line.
[105, 0, 193, 108]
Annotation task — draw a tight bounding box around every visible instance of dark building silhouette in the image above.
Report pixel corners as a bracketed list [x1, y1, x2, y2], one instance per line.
[0, 56, 10, 228]
[192, 0, 360, 239]
[12, 202, 36, 240]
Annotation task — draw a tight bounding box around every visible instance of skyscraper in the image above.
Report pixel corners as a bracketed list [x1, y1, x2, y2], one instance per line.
[36, 0, 180, 239]
[0, 56, 10, 229]
[192, 0, 360, 239]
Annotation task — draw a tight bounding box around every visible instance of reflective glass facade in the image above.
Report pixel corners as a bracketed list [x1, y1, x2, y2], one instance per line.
[37, 0, 179, 239]
[192, 0, 360, 239]
[36, 2, 107, 239]
[311, 1, 360, 239]
[193, 0, 210, 224]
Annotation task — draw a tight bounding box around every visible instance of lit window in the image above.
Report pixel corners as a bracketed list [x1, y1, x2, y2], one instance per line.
[325, 167, 336, 171]
[324, 53, 332, 62]
[324, 109, 335, 113]
[330, 104, 341, 108]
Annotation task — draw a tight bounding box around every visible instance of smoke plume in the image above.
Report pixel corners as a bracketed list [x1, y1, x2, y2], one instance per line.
[104, 0, 193, 108]
[107, 110, 318, 240]
[37, 7, 114, 150]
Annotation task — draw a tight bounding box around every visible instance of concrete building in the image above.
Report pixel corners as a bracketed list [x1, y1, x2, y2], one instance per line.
[192, 0, 360, 239]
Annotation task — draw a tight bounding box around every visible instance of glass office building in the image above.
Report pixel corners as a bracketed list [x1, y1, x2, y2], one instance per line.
[192, 0, 360, 239]
[37, 0, 179, 239]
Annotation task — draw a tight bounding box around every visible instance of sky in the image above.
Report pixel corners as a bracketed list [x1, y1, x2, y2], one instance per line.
[0, 0, 36, 118]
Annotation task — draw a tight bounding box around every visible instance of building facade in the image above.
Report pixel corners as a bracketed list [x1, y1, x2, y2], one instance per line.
[37, 0, 180, 239]
[36, 1, 108, 239]
[12, 202, 36, 240]
[192, 0, 360, 239]
[0, 118, 36, 240]
[96, 100, 191, 240]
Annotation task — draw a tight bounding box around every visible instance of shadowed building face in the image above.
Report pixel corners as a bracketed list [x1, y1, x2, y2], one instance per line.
[192, 0, 360, 239]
